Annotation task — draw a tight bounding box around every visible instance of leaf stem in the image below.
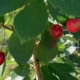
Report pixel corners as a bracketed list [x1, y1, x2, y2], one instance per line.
[0, 24, 14, 31]
[33, 39, 43, 80]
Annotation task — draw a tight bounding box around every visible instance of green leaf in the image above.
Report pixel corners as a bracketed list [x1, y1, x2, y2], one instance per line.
[48, 0, 80, 16]
[73, 56, 80, 63]
[64, 50, 72, 57]
[14, 0, 48, 43]
[61, 58, 75, 69]
[8, 32, 34, 65]
[0, 63, 5, 78]
[37, 41, 58, 64]
[55, 57, 75, 69]
[11, 64, 30, 80]
[61, 36, 78, 44]
[41, 66, 58, 80]
[48, 2, 67, 23]
[48, 63, 78, 80]
[23, 76, 30, 80]
[72, 31, 80, 38]
[41, 30, 54, 49]
[41, 63, 77, 80]
[58, 44, 65, 51]
[54, 57, 64, 63]
[0, 16, 4, 23]
[0, 0, 28, 15]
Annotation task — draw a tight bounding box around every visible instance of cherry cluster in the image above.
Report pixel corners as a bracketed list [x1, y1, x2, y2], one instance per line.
[0, 19, 80, 66]
[50, 18, 80, 38]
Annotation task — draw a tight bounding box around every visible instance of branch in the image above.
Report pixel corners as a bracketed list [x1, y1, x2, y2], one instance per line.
[74, 50, 80, 57]
[0, 24, 14, 31]
[33, 40, 43, 80]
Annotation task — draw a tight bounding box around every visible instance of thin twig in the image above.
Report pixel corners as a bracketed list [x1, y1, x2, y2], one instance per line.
[33, 39, 43, 80]
[0, 24, 14, 31]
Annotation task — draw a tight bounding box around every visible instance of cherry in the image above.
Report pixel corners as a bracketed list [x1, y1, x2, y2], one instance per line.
[0, 51, 5, 65]
[66, 19, 80, 33]
[50, 24, 63, 38]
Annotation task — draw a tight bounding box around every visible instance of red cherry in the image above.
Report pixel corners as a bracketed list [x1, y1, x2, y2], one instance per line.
[50, 24, 63, 38]
[66, 19, 80, 33]
[0, 51, 5, 65]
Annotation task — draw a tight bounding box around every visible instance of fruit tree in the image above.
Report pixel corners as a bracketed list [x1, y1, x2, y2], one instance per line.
[0, 0, 80, 80]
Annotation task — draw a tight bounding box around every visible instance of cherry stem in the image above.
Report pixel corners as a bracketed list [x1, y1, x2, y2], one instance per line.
[33, 39, 43, 80]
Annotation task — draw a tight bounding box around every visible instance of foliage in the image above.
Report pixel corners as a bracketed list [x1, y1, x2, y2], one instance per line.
[0, 0, 80, 80]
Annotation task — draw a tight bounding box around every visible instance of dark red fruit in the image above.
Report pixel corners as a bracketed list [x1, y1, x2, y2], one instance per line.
[0, 51, 5, 65]
[66, 19, 80, 33]
[50, 24, 63, 38]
